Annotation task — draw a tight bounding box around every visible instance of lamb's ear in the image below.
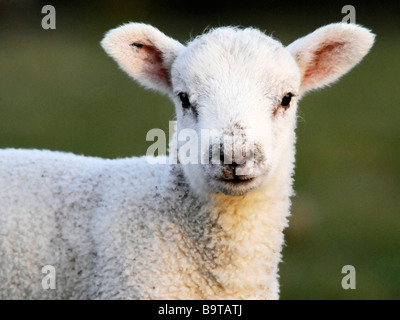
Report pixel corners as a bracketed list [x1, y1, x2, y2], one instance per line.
[101, 23, 184, 94]
[287, 23, 375, 94]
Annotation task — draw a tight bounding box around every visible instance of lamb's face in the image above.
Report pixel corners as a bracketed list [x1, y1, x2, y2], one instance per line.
[102, 22, 374, 196]
[171, 28, 301, 196]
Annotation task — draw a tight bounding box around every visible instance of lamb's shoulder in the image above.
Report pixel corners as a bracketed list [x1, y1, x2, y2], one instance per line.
[94, 155, 177, 216]
[92, 157, 190, 246]
[90, 158, 204, 299]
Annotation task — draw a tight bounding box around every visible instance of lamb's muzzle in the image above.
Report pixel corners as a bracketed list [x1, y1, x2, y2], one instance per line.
[206, 137, 266, 195]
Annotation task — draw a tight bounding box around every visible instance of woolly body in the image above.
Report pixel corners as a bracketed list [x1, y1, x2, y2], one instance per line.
[0, 149, 288, 299]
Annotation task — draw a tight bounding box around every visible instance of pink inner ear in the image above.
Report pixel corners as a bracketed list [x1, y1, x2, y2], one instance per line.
[303, 42, 346, 85]
[139, 44, 171, 86]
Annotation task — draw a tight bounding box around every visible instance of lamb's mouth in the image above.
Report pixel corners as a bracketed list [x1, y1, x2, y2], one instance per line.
[219, 176, 256, 184]
[215, 175, 260, 196]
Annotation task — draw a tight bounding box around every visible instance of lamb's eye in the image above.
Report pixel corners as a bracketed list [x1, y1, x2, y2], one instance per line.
[281, 93, 293, 109]
[178, 92, 191, 108]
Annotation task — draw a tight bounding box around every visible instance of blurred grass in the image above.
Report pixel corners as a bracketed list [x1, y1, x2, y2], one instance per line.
[0, 1, 399, 299]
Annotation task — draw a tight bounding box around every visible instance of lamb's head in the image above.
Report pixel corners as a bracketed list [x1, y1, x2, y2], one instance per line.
[102, 23, 374, 196]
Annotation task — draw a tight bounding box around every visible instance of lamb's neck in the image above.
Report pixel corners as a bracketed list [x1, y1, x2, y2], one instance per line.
[174, 163, 293, 299]
[212, 170, 292, 296]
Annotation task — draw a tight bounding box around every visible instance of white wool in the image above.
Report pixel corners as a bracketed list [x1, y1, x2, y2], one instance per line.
[0, 23, 374, 299]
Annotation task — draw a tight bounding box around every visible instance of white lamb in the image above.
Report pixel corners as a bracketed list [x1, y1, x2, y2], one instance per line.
[0, 22, 374, 299]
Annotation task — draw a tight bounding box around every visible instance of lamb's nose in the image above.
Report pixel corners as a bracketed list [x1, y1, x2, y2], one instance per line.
[219, 147, 252, 167]
[209, 144, 254, 168]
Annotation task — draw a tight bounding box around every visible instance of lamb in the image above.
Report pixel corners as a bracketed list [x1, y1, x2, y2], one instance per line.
[0, 22, 374, 299]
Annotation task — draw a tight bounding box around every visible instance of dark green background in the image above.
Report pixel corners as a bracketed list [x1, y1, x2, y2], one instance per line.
[1, 0, 399, 299]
